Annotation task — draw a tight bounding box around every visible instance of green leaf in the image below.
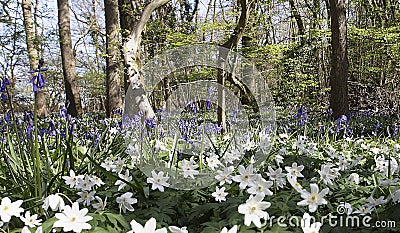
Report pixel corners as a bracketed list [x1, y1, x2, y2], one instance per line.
[89, 226, 113, 233]
[105, 213, 131, 230]
[41, 217, 58, 233]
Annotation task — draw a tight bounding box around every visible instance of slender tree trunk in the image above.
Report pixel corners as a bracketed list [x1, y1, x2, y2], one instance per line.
[105, 0, 123, 117]
[288, 0, 306, 45]
[188, 0, 199, 23]
[91, 0, 102, 73]
[22, 0, 48, 116]
[329, 0, 349, 118]
[57, 0, 83, 117]
[122, 0, 170, 120]
[217, 0, 252, 132]
[203, 0, 213, 41]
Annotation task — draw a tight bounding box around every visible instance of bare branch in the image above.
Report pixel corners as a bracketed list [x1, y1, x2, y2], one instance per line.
[130, 0, 170, 49]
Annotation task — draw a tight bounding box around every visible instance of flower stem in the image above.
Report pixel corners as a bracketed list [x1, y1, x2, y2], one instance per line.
[33, 92, 43, 214]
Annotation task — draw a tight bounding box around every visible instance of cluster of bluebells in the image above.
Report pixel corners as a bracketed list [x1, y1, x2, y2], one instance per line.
[0, 107, 121, 155]
[296, 106, 308, 126]
[0, 77, 10, 102]
[178, 115, 223, 145]
[287, 106, 400, 140]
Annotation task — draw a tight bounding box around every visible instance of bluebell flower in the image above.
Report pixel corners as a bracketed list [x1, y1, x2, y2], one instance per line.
[158, 128, 165, 139]
[231, 109, 238, 122]
[59, 107, 68, 118]
[29, 58, 48, 92]
[296, 106, 308, 126]
[113, 108, 123, 115]
[335, 115, 348, 134]
[0, 77, 11, 102]
[145, 117, 156, 129]
[335, 115, 347, 124]
[393, 124, 398, 138]
[372, 121, 381, 137]
[1, 93, 7, 102]
[188, 102, 197, 114]
[214, 124, 223, 134]
[30, 73, 46, 92]
[206, 99, 211, 110]
[3, 77, 10, 86]
[345, 128, 353, 137]
[27, 124, 33, 139]
[5, 111, 11, 123]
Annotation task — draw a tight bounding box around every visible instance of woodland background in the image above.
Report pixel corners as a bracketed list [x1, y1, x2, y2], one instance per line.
[0, 0, 399, 118]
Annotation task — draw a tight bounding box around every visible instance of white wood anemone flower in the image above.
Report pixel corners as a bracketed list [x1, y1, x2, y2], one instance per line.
[220, 225, 238, 233]
[147, 170, 170, 192]
[238, 194, 271, 228]
[0, 197, 24, 223]
[127, 217, 167, 233]
[297, 183, 329, 213]
[53, 202, 93, 233]
[301, 213, 322, 233]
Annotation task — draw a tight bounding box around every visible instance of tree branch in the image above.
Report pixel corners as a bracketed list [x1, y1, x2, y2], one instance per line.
[131, 0, 170, 50]
[221, 0, 251, 49]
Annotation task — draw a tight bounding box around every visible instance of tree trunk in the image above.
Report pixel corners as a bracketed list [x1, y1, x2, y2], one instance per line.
[329, 0, 349, 118]
[288, 0, 306, 45]
[122, 0, 170, 120]
[22, 0, 48, 116]
[57, 0, 83, 117]
[118, 0, 130, 93]
[118, 0, 133, 93]
[105, 0, 123, 117]
[217, 0, 252, 132]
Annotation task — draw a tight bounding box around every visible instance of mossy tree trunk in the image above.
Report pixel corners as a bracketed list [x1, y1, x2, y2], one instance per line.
[105, 0, 123, 117]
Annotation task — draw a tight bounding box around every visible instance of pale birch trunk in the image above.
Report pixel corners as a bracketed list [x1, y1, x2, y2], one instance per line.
[22, 0, 48, 116]
[122, 0, 170, 120]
